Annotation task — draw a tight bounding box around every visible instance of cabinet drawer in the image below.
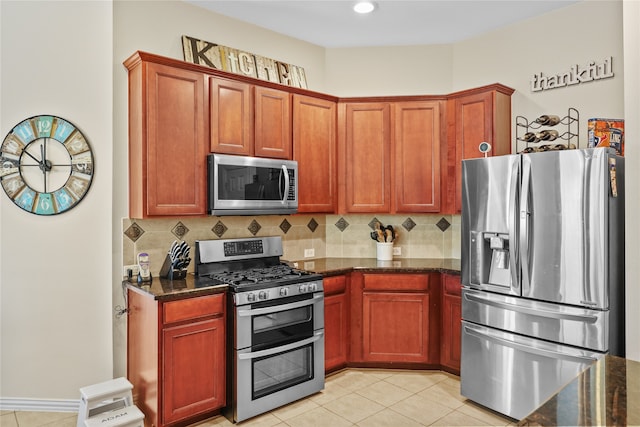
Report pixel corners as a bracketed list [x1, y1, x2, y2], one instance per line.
[363, 274, 429, 292]
[163, 293, 225, 325]
[324, 275, 347, 296]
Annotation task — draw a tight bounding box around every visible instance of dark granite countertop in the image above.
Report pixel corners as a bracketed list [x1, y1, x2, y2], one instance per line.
[124, 257, 460, 301]
[124, 274, 227, 301]
[287, 257, 461, 277]
[518, 355, 640, 426]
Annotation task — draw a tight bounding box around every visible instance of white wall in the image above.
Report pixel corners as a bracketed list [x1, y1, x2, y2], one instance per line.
[453, 1, 624, 151]
[325, 44, 454, 96]
[0, 0, 113, 403]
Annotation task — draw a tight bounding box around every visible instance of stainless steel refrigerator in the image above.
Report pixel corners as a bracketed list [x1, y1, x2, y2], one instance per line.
[460, 147, 625, 420]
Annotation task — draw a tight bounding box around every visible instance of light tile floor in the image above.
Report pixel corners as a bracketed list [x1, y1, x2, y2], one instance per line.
[0, 369, 516, 427]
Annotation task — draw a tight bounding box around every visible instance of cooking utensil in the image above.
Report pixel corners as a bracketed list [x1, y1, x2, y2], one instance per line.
[386, 225, 395, 242]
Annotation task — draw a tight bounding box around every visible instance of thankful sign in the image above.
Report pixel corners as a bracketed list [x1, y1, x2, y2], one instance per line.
[182, 35, 308, 89]
[530, 56, 614, 92]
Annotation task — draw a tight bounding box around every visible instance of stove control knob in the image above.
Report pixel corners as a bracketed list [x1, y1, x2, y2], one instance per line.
[298, 284, 308, 293]
[247, 293, 256, 302]
[258, 290, 268, 300]
[309, 283, 317, 292]
[279, 287, 289, 297]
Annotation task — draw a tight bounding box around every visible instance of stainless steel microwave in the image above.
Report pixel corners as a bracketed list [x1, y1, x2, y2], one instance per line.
[208, 153, 298, 216]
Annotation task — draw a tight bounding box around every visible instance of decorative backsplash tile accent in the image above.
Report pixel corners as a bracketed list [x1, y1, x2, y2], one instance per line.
[212, 220, 228, 238]
[335, 217, 349, 232]
[123, 214, 459, 276]
[124, 222, 145, 242]
[280, 219, 292, 234]
[368, 217, 381, 229]
[248, 219, 262, 235]
[402, 217, 416, 232]
[171, 221, 189, 239]
[436, 217, 451, 232]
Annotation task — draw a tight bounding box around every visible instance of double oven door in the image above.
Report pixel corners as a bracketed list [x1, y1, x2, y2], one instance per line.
[230, 291, 325, 423]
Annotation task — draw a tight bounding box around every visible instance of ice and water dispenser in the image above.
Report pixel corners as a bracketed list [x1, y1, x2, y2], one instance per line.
[469, 231, 511, 287]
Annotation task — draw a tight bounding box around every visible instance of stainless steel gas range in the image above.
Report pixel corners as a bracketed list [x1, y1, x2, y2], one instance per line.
[194, 236, 325, 423]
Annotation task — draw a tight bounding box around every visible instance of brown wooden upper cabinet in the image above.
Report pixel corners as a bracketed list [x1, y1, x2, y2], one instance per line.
[394, 101, 442, 212]
[446, 84, 514, 213]
[210, 77, 292, 159]
[340, 102, 391, 213]
[254, 86, 292, 159]
[210, 77, 254, 156]
[339, 100, 442, 214]
[125, 52, 208, 218]
[293, 94, 337, 213]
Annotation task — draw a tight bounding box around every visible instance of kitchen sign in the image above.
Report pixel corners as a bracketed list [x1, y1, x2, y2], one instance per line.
[182, 35, 308, 89]
[530, 56, 614, 92]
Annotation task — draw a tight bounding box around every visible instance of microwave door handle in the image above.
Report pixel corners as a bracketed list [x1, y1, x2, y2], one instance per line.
[280, 165, 289, 205]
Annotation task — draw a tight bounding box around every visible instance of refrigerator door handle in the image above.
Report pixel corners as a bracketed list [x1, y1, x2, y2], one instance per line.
[463, 291, 599, 323]
[463, 324, 600, 364]
[508, 158, 519, 290]
[519, 156, 531, 291]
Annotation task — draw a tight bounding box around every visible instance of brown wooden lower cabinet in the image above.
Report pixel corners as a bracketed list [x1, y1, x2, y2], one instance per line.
[347, 272, 441, 366]
[127, 289, 226, 427]
[441, 274, 462, 374]
[323, 275, 349, 372]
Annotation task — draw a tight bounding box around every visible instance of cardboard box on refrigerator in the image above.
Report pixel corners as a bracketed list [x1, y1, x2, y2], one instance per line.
[588, 118, 624, 155]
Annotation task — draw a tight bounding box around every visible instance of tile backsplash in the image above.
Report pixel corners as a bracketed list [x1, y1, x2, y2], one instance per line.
[122, 214, 461, 276]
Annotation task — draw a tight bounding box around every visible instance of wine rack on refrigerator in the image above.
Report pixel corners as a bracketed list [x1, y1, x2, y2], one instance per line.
[516, 107, 579, 153]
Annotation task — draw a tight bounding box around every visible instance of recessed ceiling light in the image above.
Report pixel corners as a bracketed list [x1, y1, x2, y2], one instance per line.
[354, 1, 376, 14]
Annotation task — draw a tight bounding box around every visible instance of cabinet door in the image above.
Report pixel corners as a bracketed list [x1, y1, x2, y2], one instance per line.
[323, 275, 349, 372]
[441, 274, 462, 373]
[162, 317, 225, 424]
[394, 101, 441, 212]
[451, 88, 512, 213]
[343, 103, 391, 213]
[210, 77, 254, 155]
[143, 62, 208, 216]
[293, 95, 337, 213]
[255, 86, 292, 159]
[362, 291, 430, 363]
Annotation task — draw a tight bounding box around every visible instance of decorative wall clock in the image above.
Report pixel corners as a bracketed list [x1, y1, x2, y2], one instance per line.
[1, 115, 94, 215]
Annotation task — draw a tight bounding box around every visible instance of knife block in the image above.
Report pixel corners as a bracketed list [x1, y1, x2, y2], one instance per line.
[159, 254, 187, 280]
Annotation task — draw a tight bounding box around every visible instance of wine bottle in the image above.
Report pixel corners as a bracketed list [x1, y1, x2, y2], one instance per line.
[535, 130, 559, 141]
[521, 132, 538, 142]
[535, 115, 561, 126]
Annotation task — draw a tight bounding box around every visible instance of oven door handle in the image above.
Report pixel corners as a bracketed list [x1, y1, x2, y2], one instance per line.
[238, 330, 324, 360]
[237, 293, 323, 317]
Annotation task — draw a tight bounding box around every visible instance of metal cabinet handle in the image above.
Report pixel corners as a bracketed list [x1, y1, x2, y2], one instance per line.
[238, 293, 323, 317]
[464, 291, 598, 323]
[464, 325, 600, 364]
[238, 330, 324, 360]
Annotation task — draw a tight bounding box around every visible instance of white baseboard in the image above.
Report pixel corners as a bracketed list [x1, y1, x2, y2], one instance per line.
[0, 398, 79, 413]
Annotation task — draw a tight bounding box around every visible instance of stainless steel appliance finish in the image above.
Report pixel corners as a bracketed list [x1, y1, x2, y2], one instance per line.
[208, 153, 298, 216]
[461, 148, 625, 420]
[194, 236, 324, 423]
